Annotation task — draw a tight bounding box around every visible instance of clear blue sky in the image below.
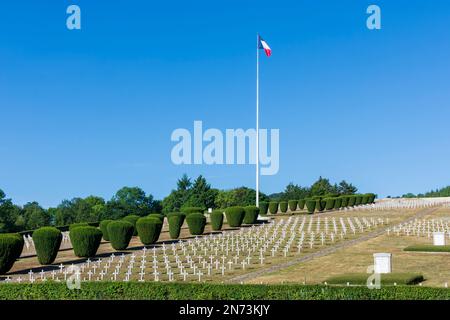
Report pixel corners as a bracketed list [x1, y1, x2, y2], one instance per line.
[1, 0, 450, 207]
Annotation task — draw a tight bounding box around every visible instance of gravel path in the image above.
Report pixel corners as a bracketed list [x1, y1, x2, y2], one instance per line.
[227, 207, 438, 283]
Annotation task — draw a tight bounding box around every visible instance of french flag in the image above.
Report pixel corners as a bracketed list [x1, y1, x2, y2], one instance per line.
[258, 36, 272, 57]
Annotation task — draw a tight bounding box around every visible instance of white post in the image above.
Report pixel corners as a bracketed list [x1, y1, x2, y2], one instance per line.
[256, 33, 260, 208]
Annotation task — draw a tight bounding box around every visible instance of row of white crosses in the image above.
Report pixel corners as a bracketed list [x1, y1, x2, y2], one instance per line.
[353, 198, 450, 212]
[2, 216, 388, 284]
[388, 218, 450, 238]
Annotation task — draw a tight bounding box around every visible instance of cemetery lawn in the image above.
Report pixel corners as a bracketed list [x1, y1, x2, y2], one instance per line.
[247, 208, 450, 288]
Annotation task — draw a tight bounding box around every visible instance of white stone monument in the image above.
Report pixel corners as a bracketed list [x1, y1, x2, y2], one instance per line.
[433, 232, 446, 246]
[373, 253, 392, 274]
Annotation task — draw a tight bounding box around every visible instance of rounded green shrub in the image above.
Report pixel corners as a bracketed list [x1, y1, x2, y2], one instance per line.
[69, 223, 89, 232]
[306, 199, 316, 214]
[122, 215, 140, 236]
[316, 199, 325, 212]
[355, 195, 363, 206]
[243, 206, 259, 224]
[334, 197, 342, 209]
[167, 212, 186, 239]
[107, 221, 134, 250]
[99, 220, 113, 241]
[341, 196, 349, 207]
[288, 200, 298, 212]
[186, 213, 206, 235]
[32, 227, 62, 265]
[268, 202, 279, 214]
[0, 234, 23, 274]
[225, 206, 245, 227]
[325, 198, 335, 210]
[348, 196, 356, 207]
[259, 202, 269, 215]
[298, 199, 306, 210]
[70, 226, 102, 258]
[279, 201, 288, 213]
[210, 210, 224, 231]
[136, 217, 163, 245]
[148, 214, 164, 222]
[367, 193, 376, 203]
[181, 207, 204, 215]
[362, 194, 370, 205]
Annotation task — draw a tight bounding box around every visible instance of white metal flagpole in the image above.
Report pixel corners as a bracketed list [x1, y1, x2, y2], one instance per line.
[256, 33, 260, 208]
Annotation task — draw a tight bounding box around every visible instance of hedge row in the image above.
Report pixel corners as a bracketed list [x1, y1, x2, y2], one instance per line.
[264, 193, 376, 215]
[0, 282, 448, 300]
[0, 233, 24, 274]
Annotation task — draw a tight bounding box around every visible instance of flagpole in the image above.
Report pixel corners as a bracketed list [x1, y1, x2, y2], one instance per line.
[256, 33, 260, 208]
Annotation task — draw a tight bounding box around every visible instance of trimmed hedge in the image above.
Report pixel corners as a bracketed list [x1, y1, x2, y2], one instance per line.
[69, 226, 102, 258]
[348, 196, 356, 207]
[136, 217, 163, 245]
[334, 197, 342, 209]
[0, 282, 449, 300]
[325, 198, 335, 211]
[341, 196, 349, 207]
[404, 245, 450, 252]
[148, 214, 164, 222]
[288, 200, 298, 212]
[181, 207, 204, 215]
[224, 206, 245, 227]
[185, 213, 206, 235]
[210, 210, 224, 231]
[243, 206, 259, 224]
[325, 273, 424, 286]
[355, 195, 362, 206]
[122, 215, 140, 236]
[279, 201, 288, 213]
[107, 221, 134, 250]
[298, 199, 306, 210]
[167, 212, 185, 239]
[306, 200, 316, 214]
[32, 227, 62, 265]
[0, 234, 23, 274]
[316, 199, 325, 212]
[99, 220, 113, 241]
[268, 202, 279, 214]
[259, 201, 269, 215]
[69, 223, 89, 232]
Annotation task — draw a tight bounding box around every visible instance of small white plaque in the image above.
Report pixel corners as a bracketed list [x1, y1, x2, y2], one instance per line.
[433, 232, 446, 246]
[373, 253, 392, 274]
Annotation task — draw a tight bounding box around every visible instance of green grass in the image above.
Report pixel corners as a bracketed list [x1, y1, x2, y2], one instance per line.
[0, 281, 448, 300]
[325, 273, 424, 286]
[404, 245, 450, 252]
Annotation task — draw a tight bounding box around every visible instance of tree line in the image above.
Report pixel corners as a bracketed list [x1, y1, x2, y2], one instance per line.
[0, 175, 360, 233]
[402, 185, 450, 198]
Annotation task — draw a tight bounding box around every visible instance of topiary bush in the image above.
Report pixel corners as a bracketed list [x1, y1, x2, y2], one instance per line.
[316, 199, 325, 212]
[210, 210, 224, 231]
[288, 200, 298, 212]
[70, 226, 102, 258]
[167, 212, 186, 239]
[355, 195, 362, 206]
[181, 207, 204, 215]
[107, 221, 134, 250]
[243, 206, 259, 224]
[99, 220, 113, 241]
[136, 217, 163, 245]
[334, 197, 342, 210]
[259, 202, 269, 215]
[348, 196, 356, 207]
[122, 215, 140, 236]
[298, 199, 306, 210]
[0, 234, 23, 274]
[341, 196, 349, 207]
[325, 198, 335, 211]
[225, 206, 245, 227]
[32, 227, 62, 265]
[306, 199, 316, 214]
[367, 193, 376, 204]
[69, 223, 89, 232]
[148, 214, 165, 222]
[279, 201, 288, 213]
[268, 202, 279, 214]
[186, 213, 206, 235]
